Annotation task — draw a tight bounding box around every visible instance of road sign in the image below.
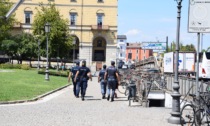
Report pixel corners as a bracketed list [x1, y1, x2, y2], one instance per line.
[142, 42, 166, 52]
[188, 0, 210, 33]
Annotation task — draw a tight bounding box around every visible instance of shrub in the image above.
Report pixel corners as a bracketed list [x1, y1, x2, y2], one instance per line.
[38, 70, 68, 77]
[0, 63, 13, 69]
[12, 64, 22, 69]
[0, 63, 30, 70]
[21, 65, 31, 70]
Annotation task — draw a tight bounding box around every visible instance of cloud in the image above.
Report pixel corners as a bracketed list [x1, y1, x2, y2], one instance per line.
[125, 29, 141, 36]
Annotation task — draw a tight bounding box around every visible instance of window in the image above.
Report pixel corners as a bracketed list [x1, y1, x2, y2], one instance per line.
[128, 53, 132, 59]
[97, 14, 103, 27]
[120, 39, 123, 42]
[137, 49, 138, 53]
[120, 46, 123, 49]
[71, 0, 76, 2]
[136, 56, 138, 60]
[25, 11, 32, 24]
[70, 13, 77, 25]
[120, 53, 122, 57]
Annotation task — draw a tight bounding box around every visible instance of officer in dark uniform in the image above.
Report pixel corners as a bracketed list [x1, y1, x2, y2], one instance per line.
[104, 61, 120, 102]
[68, 61, 80, 97]
[74, 60, 92, 101]
[98, 65, 107, 99]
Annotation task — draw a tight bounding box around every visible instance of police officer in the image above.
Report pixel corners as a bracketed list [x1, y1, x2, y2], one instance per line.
[98, 65, 107, 99]
[74, 60, 92, 101]
[104, 61, 120, 102]
[68, 61, 80, 97]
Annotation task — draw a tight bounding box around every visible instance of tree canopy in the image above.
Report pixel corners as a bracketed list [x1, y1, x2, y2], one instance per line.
[168, 41, 196, 52]
[32, 3, 73, 60]
[0, 0, 16, 45]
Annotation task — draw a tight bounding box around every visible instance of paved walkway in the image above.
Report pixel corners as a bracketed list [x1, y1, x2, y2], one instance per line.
[0, 77, 178, 126]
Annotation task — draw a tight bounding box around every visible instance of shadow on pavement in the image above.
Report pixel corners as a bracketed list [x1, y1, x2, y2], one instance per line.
[85, 99, 102, 101]
[84, 96, 94, 98]
[113, 99, 128, 101]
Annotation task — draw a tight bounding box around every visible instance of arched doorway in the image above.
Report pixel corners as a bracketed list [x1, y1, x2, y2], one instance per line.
[92, 37, 106, 61]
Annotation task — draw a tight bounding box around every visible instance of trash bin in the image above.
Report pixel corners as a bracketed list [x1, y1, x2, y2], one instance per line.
[128, 83, 136, 98]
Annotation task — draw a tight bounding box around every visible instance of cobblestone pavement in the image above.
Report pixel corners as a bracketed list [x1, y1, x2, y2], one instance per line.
[0, 77, 178, 126]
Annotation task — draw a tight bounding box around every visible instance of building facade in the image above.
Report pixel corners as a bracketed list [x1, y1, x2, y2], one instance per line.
[117, 35, 126, 61]
[9, 0, 118, 71]
[126, 43, 153, 62]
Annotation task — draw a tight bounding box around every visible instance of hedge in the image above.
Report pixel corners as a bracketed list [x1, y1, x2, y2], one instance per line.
[0, 63, 30, 70]
[38, 70, 69, 77]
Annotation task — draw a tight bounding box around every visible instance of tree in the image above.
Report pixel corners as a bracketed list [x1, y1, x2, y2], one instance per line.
[15, 33, 37, 65]
[1, 38, 18, 63]
[32, 3, 72, 65]
[1, 32, 37, 65]
[180, 44, 196, 52]
[168, 42, 196, 52]
[0, 0, 16, 45]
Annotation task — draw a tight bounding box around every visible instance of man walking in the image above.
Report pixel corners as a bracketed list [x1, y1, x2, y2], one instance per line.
[98, 65, 107, 99]
[68, 61, 80, 97]
[104, 61, 120, 102]
[74, 60, 92, 101]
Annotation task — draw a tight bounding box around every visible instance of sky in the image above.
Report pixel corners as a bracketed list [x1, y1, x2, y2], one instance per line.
[118, 0, 210, 51]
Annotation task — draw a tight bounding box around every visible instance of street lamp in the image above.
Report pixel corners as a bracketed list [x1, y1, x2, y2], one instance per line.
[45, 22, 50, 81]
[73, 37, 76, 65]
[201, 33, 204, 52]
[168, 0, 183, 124]
[116, 47, 120, 69]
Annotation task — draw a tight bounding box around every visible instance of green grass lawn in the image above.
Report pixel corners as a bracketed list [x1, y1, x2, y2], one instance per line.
[0, 69, 70, 102]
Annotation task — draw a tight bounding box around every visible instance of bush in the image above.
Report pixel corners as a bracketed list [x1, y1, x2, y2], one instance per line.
[21, 64, 31, 70]
[0, 63, 30, 70]
[38, 70, 68, 77]
[0, 63, 14, 69]
[12, 64, 22, 69]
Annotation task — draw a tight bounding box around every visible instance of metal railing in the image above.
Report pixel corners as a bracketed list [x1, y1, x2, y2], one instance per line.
[165, 74, 209, 96]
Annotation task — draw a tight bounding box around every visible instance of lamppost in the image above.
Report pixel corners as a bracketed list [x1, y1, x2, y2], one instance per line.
[201, 33, 204, 52]
[56, 44, 59, 71]
[37, 39, 40, 70]
[168, 0, 183, 124]
[116, 47, 120, 69]
[45, 22, 50, 81]
[73, 37, 76, 65]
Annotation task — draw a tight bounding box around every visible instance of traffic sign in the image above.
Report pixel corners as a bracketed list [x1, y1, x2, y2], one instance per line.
[188, 0, 210, 33]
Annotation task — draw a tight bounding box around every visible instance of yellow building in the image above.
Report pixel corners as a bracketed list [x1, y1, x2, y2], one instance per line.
[10, 0, 118, 71]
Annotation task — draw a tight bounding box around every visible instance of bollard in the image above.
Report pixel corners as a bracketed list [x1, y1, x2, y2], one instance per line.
[128, 84, 136, 98]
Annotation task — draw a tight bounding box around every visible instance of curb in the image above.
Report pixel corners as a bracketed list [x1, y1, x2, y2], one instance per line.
[0, 84, 71, 105]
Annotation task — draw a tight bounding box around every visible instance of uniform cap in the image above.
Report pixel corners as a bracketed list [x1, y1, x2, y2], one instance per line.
[111, 61, 115, 65]
[76, 61, 80, 65]
[103, 64, 107, 69]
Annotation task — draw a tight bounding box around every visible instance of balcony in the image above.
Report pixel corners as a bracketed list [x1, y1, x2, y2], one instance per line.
[91, 25, 109, 30]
